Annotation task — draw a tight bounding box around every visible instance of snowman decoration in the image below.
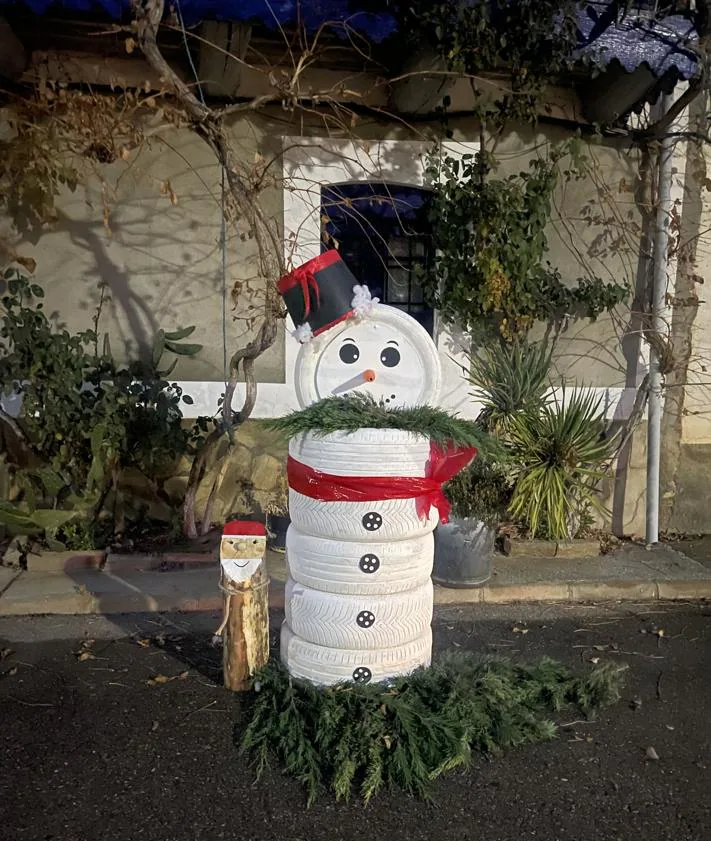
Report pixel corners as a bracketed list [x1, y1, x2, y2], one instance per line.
[278, 251, 475, 686]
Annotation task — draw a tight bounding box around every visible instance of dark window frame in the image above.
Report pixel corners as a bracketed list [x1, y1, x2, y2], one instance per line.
[320, 182, 435, 335]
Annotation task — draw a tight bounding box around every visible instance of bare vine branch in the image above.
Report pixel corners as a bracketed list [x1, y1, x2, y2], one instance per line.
[135, 0, 285, 537]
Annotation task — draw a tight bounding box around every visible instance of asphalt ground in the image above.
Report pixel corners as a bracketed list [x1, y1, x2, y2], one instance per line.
[0, 603, 709, 841]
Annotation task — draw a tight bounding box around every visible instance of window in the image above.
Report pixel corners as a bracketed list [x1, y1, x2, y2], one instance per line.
[320, 182, 434, 335]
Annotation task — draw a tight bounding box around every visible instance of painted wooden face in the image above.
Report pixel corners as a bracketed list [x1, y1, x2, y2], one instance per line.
[219, 535, 264, 584]
[294, 304, 442, 409]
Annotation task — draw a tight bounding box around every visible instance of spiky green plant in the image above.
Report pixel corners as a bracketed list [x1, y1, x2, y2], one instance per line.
[240, 655, 625, 805]
[507, 389, 618, 539]
[466, 338, 554, 433]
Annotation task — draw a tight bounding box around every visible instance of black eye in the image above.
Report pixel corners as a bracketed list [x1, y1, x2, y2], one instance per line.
[339, 342, 360, 364]
[380, 346, 400, 368]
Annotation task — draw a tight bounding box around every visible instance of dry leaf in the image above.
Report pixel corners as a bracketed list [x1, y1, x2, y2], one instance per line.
[178, 670, 189, 680]
[135, 638, 150, 648]
[0, 648, 13, 661]
[16, 255, 37, 274]
[383, 735, 392, 749]
[147, 674, 174, 686]
[590, 657, 600, 665]
[77, 651, 96, 662]
[646, 746, 660, 761]
[2, 666, 19, 677]
[125, 37, 136, 54]
[512, 626, 529, 635]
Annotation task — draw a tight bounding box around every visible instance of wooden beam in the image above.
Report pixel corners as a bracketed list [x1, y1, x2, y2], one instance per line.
[20, 49, 184, 92]
[19, 47, 582, 122]
[20, 48, 389, 107]
[198, 21, 252, 98]
[445, 75, 588, 125]
[0, 17, 27, 80]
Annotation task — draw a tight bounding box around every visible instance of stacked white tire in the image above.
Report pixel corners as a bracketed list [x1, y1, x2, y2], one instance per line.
[281, 429, 437, 685]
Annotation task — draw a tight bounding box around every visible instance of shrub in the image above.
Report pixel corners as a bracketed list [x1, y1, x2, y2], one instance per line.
[0, 268, 205, 549]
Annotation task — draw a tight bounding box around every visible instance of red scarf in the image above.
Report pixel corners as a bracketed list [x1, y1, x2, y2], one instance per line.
[287, 441, 476, 525]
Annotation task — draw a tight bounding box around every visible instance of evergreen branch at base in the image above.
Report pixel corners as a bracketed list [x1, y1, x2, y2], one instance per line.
[268, 394, 497, 452]
[239, 654, 625, 805]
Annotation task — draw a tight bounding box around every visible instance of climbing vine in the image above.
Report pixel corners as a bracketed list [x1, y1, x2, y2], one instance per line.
[421, 141, 630, 340]
[396, 0, 586, 124]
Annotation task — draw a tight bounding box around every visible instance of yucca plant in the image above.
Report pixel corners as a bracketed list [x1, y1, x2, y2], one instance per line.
[466, 339, 554, 433]
[507, 390, 618, 540]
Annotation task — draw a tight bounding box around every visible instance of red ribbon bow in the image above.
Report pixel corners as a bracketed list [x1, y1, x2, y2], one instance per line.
[287, 441, 476, 525]
[290, 265, 321, 318]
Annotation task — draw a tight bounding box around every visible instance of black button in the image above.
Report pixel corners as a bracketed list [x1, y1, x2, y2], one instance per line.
[356, 610, 375, 628]
[362, 512, 383, 531]
[359, 554, 380, 574]
[352, 666, 372, 684]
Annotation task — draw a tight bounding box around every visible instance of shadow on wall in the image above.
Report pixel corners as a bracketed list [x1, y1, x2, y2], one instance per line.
[64, 212, 159, 363]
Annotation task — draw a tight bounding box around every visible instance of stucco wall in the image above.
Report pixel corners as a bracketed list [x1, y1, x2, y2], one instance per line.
[0, 112, 285, 383]
[8, 102, 711, 536]
[1, 108, 643, 392]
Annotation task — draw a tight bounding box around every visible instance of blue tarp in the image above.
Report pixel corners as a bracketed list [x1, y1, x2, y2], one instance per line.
[0, 0, 700, 78]
[577, 1, 698, 80]
[0, 0, 398, 40]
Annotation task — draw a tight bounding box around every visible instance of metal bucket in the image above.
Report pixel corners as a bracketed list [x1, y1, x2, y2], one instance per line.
[432, 517, 495, 588]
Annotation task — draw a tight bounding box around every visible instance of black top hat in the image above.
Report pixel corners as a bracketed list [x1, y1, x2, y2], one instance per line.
[278, 250, 369, 340]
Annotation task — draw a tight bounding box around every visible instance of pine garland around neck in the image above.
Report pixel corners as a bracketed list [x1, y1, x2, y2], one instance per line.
[239, 654, 625, 805]
[268, 393, 494, 451]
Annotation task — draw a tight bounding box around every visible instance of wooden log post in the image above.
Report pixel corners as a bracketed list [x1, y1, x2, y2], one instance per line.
[217, 521, 269, 691]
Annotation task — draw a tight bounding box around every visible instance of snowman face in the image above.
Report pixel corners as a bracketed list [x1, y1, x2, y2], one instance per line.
[294, 304, 442, 409]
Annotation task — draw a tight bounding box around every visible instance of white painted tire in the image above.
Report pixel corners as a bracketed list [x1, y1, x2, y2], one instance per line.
[289, 429, 431, 477]
[280, 622, 432, 686]
[286, 526, 433, 595]
[293, 303, 442, 409]
[285, 577, 433, 649]
[289, 491, 438, 541]
[288, 429, 439, 539]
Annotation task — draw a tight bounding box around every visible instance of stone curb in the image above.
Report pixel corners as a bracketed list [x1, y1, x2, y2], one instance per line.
[0, 572, 708, 616]
[434, 578, 711, 604]
[506, 540, 601, 559]
[6, 550, 217, 574]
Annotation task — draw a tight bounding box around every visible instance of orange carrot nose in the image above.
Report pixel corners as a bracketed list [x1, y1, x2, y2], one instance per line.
[363, 369, 377, 383]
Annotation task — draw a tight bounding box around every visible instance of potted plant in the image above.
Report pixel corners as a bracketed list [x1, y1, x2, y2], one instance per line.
[432, 456, 510, 588]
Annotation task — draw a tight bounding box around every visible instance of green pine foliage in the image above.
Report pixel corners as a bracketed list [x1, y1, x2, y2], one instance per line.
[240, 654, 625, 805]
[269, 393, 496, 452]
